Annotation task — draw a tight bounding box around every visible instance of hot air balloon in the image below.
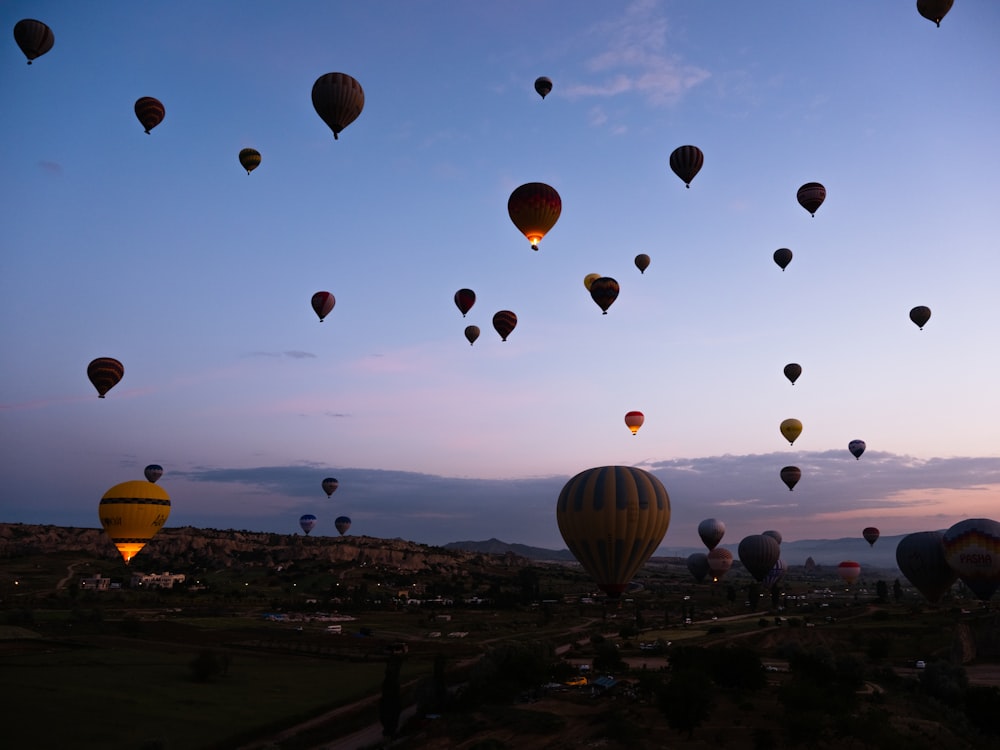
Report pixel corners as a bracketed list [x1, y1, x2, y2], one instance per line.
[762, 559, 787, 589]
[669, 145, 703, 188]
[738, 534, 781, 582]
[311, 291, 335, 322]
[534, 76, 553, 99]
[896, 530, 958, 603]
[910, 306, 931, 330]
[134, 97, 165, 134]
[624, 411, 644, 435]
[464, 325, 480, 346]
[311, 72, 364, 140]
[862, 527, 880, 546]
[589, 277, 620, 314]
[454, 289, 476, 317]
[87, 357, 124, 398]
[144, 464, 164, 483]
[583, 273, 601, 290]
[762, 529, 782, 546]
[698, 518, 726, 551]
[837, 561, 862, 586]
[239, 148, 261, 174]
[634, 254, 650, 274]
[335, 516, 351, 535]
[299, 514, 317, 535]
[942, 518, 1000, 601]
[780, 466, 801, 491]
[707, 547, 733, 580]
[783, 363, 802, 385]
[779, 418, 802, 445]
[773, 248, 793, 271]
[490, 310, 517, 341]
[555, 465, 671, 598]
[508, 182, 561, 250]
[917, 0, 953, 26]
[98, 480, 170, 564]
[687, 552, 710, 583]
[849, 440, 866, 460]
[796, 182, 826, 216]
[13, 19, 54, 64]
[322, 477, 339, 497]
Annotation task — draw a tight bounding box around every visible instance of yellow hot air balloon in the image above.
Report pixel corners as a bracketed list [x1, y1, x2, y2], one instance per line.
[98, 480, 171, 564]
[556, 466, 671, 597]
[583, 273, 601, 290]
[779, 418, 802, 445]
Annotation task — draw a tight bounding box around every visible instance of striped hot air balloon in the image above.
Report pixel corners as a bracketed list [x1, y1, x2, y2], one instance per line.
[312, 72, 364, 140]
[134, 97, 165, 134]
[238, 148, 261, 174]
[492, 310, 517, 341]
[311, 291, 335, 322]
[98, 480, 171, 564]
[669, 145, 704, 188]
[796, 182, 826, 216]
[87, 357, 124, 398]
[508, 182, 561, 250]
[13, 19, 54, 64]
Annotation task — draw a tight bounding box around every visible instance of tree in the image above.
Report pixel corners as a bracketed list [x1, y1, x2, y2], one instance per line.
[876, 579, 889, 602]
[893, 578, 903, 602]
[657, 669, 714, 738]
[379, 656, 403, 740]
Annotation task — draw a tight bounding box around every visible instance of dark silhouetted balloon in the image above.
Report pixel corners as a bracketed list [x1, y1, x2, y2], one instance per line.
[797, 182, 826, 216]
[454, 289, 475, 317]
[738, 534, 781, 582]
[87, 357, 124, 398]
[943, 518, 1000, 601]
[762, 558, 787, 589]
[837, 561, 861, 586]
[492, 310, 517, 341]
[910, 305, 931, 330]
[896, 530, 958, 603]
[589, 276, 620, 314]
[99, 480, 170, 564]
[556, 465, 671, 598]
[917, 0, 953, 27]
[773, 248, 793, 271]
[144, 464, 164, 483]
[464, 325, 480, 346]
[762, 529, 782, 546]
[779, 418, 802, 445]
[780, 466, 801, 491]
[849, 440, 866, 460]
[335, 516, 351, 535]
[239, 148, 261, 174]
[312, 73, 364, 140]
[322, 477, 339, 497]
[134, 97, 165, 134]
[312, 291, 335, 322]
[634, 254, 650, 274]
[707, 547, 733, 580]
[13, 19, 54, 64]
[624, 411, 644, 435]
[698, 518, 725, 551]
[534, 76, 553, 99]
[508, 183, 561, 250]
[862, 526, 880, 546]
[687, 552, 710, 583]
[669, 145, 703, 188]
[783, 363, 802, 385]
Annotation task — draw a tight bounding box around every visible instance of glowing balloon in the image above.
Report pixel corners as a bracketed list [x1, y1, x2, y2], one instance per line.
[796, 182, 826, 216]
[134, 97, 165, 134]
[634, 254, 650, 274]
[910, 306, 931, 330]
[780, 466, 801, 491]
[464, 325, 480, 346]
[583, 273, 601, 290]
[698, 518, 725, 551]
[534, 76, 553, 99]
[837, 561, 861, 586]
[779, 418, 802, 445]
[589, 277, 620, 314]
[624, 411, 644, 435]
[707, 547, 733, 580]
[739, 534, 781, 582]
[335, 516, 351, 535]
[942, 518, 1000, 601]
[896, 530, 958, 603]
[849, 440, 866, 460]
[322, 477, 339, 497]
[687, 552, 710, 583]
[312, 291, 335, 322]
[917, 0, 953, 26]
[862, 527, 880, 546]
[669, 145, 704, 188]
[239, 148, 261, 174]
[99, 480, 170, 564]
[773, 248, 793, 271]
[783, 363, 802, 385]
[13, 19, 54, 64]
[144, 464, 164, 483]
[508, 182, 561, 250]
[87, 357, 124, 398]
[454, 289, 476, 317]
[299, 514, 317, 535]
[492, 310, 517, 341]
[556, 466, 671, 598]
[312, 72, 364, 140]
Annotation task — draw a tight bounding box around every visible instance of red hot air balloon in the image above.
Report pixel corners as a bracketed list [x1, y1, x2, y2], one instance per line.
[492, 310, 517, 341]
[134, 97, 165, 134]
[589, 277, 620, 314]
[669, 145, 704, 188]
[312, 73, 365, 140]
[837, 561, 862, 586]
[773, 248, 793, 271]
[624, 411, 644, 435]
[534, 76, 553, 99]
[87, 357, 124, 398]
[780, 466, 801, 491]
[311, 291, 335, 322]
[862, 527, 880, 546]
[13, 19, 54, 64]
[797, 182, 826, 216]
[508, 183, 561, 250]
[454, 289, 476, 317]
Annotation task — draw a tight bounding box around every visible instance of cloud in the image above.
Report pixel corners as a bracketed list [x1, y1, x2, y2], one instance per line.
[245, 351, 317, 359]
[37, 160, 62, 175]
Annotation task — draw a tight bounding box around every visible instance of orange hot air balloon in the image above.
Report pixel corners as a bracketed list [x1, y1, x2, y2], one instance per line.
[99, 480, 171, 564]
[797, 182, 826, 216]
[837, 561, 862, 586]
[134, 97, 165, 134]
[454, 288, 476, 317]
[779, 418, 802, 445]
[311, 291, 335, 322]
[624, 411, 644, 435]
[508, 183, 561, 250]
[780, 465, 801, 491]
[783, 363, 802, 385]
[239, 148, 261, 174]
[13, 19, 54, 64]
[312, 73, 364, 140]
[909, 305, 931, 330]
[492, 310, 517, 341]
[669, 145, 704, 188]
[634, 254, 650, 274]
[773, 248, 793, 271]
[583, 273, 601, 290]
[464, 325, 480, 346]
[87, 357, 124, 398]
[534, 76, 553, 99]
[589, 276, 619, 314]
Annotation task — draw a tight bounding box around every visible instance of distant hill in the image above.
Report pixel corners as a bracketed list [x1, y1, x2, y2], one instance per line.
[444, 538, 575, 561]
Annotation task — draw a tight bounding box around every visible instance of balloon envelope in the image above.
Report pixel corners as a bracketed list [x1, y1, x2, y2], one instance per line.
[13, 19, 54, 64]
[492, 310, 517, 341]
[87, 357, 124, 398]
[762, 529, 782, 546]
[837, 561, 862, 585]
[634, 254, 650, 274]
[917, 0, 953, 26]
[312, 291, 335, 322]
[334, 516, 351, 535]
[862, 526, 880, 546]
[454, 288, 476, 317]
[312, 72, 364, 140]
[773, 248, 793, 271]
[707, 547, 733, 580]
[144, 464, 164, 483]
[589, 277, 620, 314]
[910, 306, 931, 330]
[896, 530, 958, 603]
[99, 480, 170, 564]
[849, 440, 867, 460]
[299, 514, 317, 535]
[322, 477, 339, 497]
[583, 273, 601, 290]
[556, 466, 671, 598]
[669, 145, 704, 188]
[698, 518, 725, 551]
[534, 76, 553, 99]
[464, 325, 480, 346]
[239, 148, 261, 174]
[942, 518, 1000, 601]
[797, 182, 826, 216]
[687, 552, 710, 583]
[762, 559, 787, 589]
[783, 363, 801, 385]
[738, 534, 781, 582]
[508, 183, 561, 250]
[779, 418, 802, 445]
[134, 97, 165, 134]
[624, 411, 644, 435]
[780, 466, 801, 491]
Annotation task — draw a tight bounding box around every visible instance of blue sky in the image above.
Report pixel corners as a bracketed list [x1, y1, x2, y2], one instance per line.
[2, 1, 999, 554]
